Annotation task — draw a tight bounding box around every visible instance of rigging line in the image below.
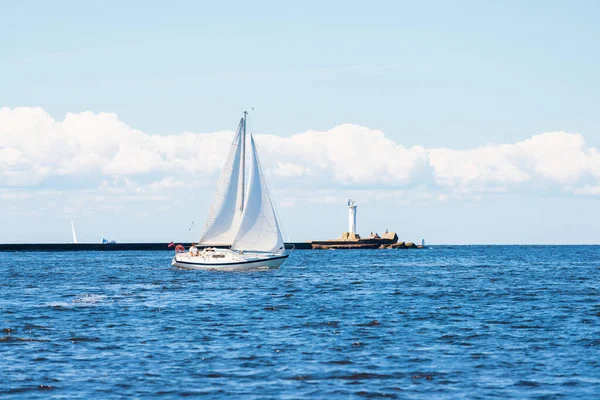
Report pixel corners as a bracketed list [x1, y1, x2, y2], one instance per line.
[247, 140, 278, 237]
[268, 188, 288, 243]
[255, 145, 288, 243]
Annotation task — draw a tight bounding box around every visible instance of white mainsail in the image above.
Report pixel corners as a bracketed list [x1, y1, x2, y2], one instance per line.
[71, 220, 78, 244]
[199, 119, 245, 245]
[231, 135, 285, 254]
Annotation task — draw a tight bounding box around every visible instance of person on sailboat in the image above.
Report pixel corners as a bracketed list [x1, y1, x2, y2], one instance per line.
[189, 242, 199, 257]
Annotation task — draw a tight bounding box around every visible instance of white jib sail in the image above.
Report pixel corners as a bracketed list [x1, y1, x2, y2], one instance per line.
[199, 119, 245, 245]
[71, 220, 78, 244]
[231, 135, 285, 254]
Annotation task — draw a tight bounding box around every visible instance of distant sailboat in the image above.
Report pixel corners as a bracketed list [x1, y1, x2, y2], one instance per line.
[71, 220, 78, 244]
[171, 111, 288, 270]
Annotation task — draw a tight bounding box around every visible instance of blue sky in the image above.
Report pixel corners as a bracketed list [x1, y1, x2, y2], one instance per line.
[1, 1, 599, 243]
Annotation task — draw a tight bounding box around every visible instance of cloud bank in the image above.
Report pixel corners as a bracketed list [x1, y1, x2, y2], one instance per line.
[1, 107, 599, 196]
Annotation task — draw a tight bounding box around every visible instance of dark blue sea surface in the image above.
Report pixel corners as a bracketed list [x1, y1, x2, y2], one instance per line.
[1, 246, 600, 398]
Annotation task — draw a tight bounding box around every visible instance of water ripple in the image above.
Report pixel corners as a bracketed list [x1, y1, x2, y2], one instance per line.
[1, 246, 599, 398]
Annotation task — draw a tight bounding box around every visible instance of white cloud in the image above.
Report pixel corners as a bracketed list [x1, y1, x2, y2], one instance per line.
[0, 107, 234, 182]
[308, 195, 340, 205]
[0, 192, 33, 200]
[143, 177, 186, 192]
[271, 162, 312, 178]
[575, 185, 600, 196]
[256, 124, 428, 184]
[429, 132, 600, 190]
[1, 107, 599, 197]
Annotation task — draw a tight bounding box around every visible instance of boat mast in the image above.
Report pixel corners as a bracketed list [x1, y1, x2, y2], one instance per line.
[240, 111, 247, 212]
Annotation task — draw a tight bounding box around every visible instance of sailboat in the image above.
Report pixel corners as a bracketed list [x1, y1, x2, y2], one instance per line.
[171, 112, 288, 270]
[71, 220, 78, 244]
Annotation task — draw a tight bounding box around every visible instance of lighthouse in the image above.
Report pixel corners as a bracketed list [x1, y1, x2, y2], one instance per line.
[348, 199, 357, 237]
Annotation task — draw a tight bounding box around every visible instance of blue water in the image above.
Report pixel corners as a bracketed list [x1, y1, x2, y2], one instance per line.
[1, 246, 599, 399]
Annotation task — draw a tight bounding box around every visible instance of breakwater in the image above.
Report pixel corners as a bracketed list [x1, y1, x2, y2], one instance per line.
[0, 243, 311, 252]
[312, 241, 422, 250]
[309, 231, 423, 249]
[0, 240, 423, 252]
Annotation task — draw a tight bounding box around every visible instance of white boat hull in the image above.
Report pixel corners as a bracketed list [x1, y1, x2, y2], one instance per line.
[171, 249, 288, 270]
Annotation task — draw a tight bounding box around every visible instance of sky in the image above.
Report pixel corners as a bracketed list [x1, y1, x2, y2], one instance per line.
[1, 0, 599, 244]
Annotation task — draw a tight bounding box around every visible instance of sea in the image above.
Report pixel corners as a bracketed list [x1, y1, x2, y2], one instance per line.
[1, 246, 599, 399]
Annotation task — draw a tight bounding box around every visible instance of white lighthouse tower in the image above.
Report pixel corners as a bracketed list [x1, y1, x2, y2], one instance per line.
[348, 199, 357, 238]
